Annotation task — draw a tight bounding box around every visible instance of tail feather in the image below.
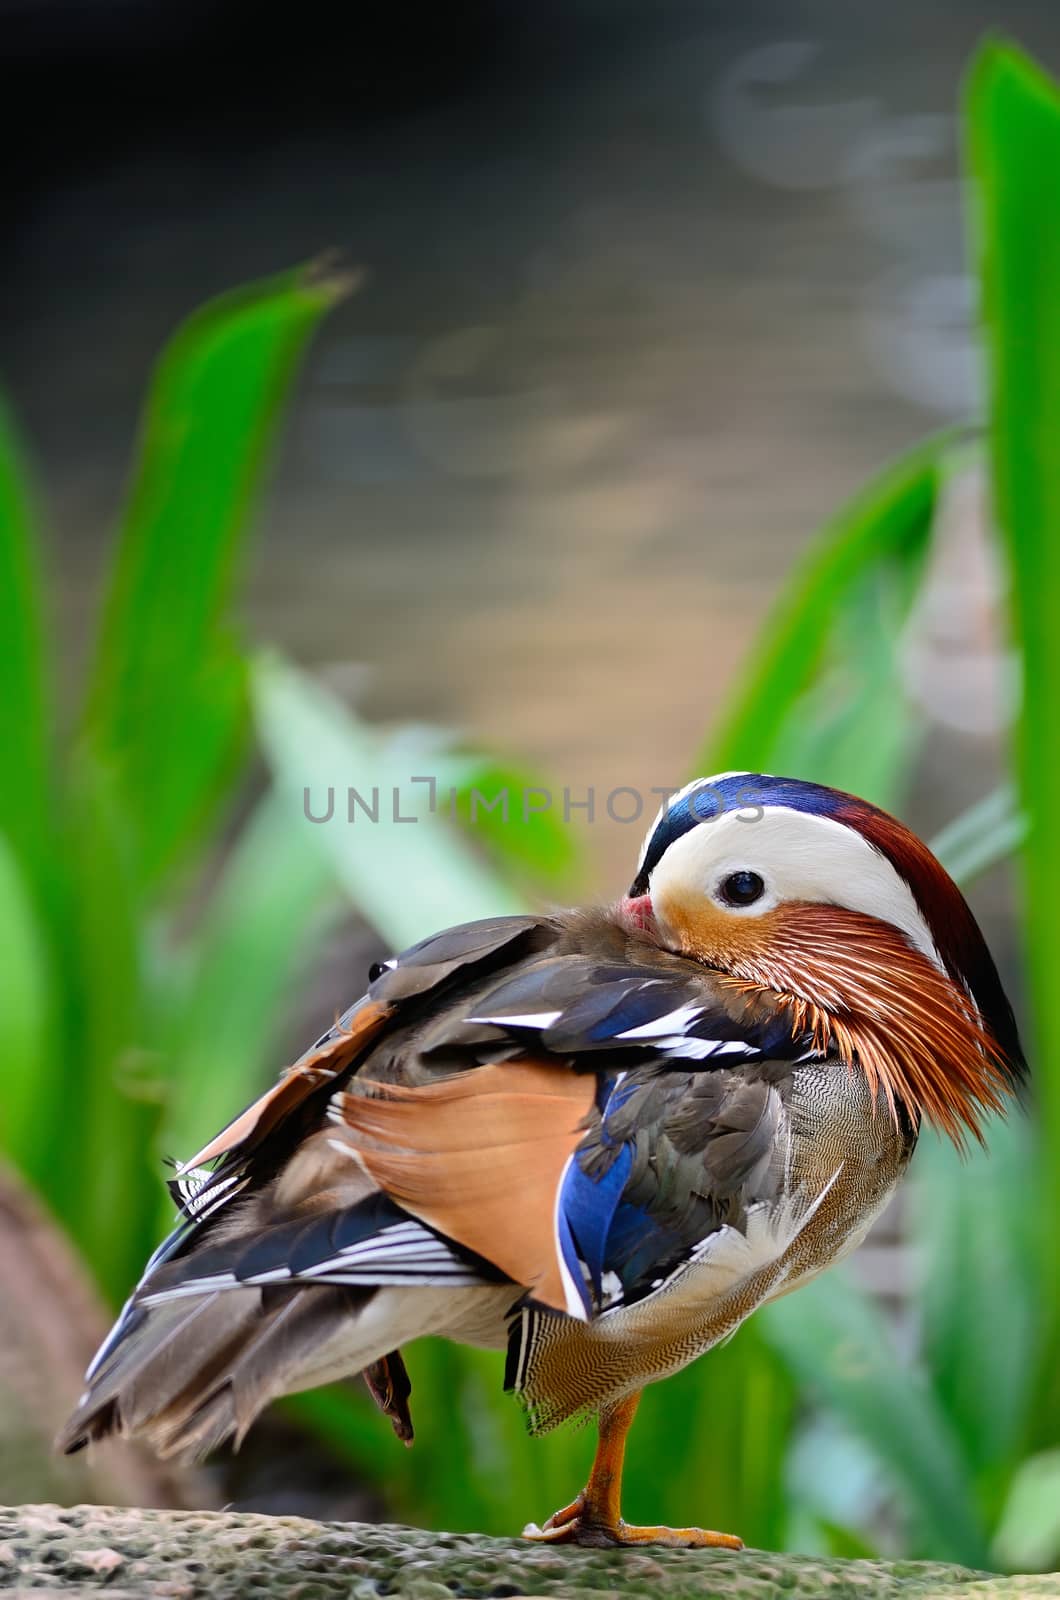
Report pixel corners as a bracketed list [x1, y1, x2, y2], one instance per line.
[59, 1283, 379, 1463]
[60, 1106, 524, 1463]
[203, 1285, 376, 1452]
[58, 1288, 261, 1458]
[59, 1196, 513, 1463]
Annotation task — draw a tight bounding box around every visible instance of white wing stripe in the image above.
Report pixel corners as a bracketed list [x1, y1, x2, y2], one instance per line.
[143, 1265, 485, 1301]
[657, 1037, 753, 1060]
[137, 1217, 483, 1303]
[467, 1009, 563, 1028]
[614, 1004, 704, 1040]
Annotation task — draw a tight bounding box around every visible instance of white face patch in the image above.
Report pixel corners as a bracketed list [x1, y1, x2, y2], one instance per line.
[635, 772, 759, 878]
[648, 804, 945, 972]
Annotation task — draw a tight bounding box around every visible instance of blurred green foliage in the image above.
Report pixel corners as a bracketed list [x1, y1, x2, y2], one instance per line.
[0, 263, 356, 1299]
[0, 34, 1057, 1577]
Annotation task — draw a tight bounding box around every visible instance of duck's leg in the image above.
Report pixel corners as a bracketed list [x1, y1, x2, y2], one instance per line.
[523, 1390, 744, 1549]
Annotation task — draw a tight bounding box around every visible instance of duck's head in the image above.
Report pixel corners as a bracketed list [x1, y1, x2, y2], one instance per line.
[620, 773, 1026, 1145]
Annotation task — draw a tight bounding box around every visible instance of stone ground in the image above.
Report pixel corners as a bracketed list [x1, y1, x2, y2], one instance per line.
[1, 1506, 1058, 1600]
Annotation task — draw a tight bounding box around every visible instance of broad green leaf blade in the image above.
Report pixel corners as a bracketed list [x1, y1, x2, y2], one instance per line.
[968, 41, 1060, 1336]
[912, 1120, 1041, 1518]
[0, 404, 55, 897]
[761, 558, 920, 808]
[62, 747, 163, 1301]
[918, 804, 1039, 1519]
[84, 262, 356, 888]
[252, 654, 527, 951]
[335, 726, 585, 896]
[992, 1449, 1060, 1572]
[699, 434, 953, 808]
[0, 833, 55, 1191]
[160, 789, 339, 1174]
[810, 1520, 882, 1562]
[761, 1274, 990, 1566]
[431, 749, 584, 896]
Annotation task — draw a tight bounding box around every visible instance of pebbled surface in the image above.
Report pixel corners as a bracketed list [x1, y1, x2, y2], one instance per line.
[1, 1505, 1059, 1599]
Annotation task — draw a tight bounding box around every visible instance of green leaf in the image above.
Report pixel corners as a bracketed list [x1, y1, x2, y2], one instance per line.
[992, 1449, 1060, 1572]
[160, 789, 339, 1172]
[0, 832, 55, 1191]
[252, 654, 528, 952]
[917, 792, 1041, 1517]
[84, 261, 356, 888]
[437, 750, 583, 895]
[912, 1121, 1041, 1515]
[761, 1274, 990, 1566]
[61, 746, 163, 1301]
[814, 1519, 882, 1562]
[0, 403, 55, 897]
[699, 434, 952, 808]
[967, 40, 1060, 1336]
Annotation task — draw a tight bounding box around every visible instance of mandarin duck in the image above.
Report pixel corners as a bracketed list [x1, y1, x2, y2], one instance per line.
[60, 773, 1025, 1548]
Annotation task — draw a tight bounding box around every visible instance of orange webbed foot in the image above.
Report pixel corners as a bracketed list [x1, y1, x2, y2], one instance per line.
[523, 1500, 743, 1550]
[606, 1521, 744, 1550]
[523, 1390, 743, 1551]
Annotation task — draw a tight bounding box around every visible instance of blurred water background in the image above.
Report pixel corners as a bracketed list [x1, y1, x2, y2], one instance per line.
[10, 0, 1054, 870]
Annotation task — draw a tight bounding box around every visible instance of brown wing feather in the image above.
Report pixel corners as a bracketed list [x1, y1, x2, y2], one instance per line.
[181, 999, 393, 1171]
[330, 1062, 596, 1314]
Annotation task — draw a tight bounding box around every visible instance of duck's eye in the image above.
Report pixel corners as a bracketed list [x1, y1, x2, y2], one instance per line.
[719, 870, 765, 907]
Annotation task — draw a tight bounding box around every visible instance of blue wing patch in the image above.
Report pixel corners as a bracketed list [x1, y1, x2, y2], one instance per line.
[557, 1142, 633, 1313]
